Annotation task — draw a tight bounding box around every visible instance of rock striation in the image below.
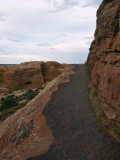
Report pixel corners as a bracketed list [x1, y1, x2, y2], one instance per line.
[0, 61, 68, 92]
[87, 0, 120, 125]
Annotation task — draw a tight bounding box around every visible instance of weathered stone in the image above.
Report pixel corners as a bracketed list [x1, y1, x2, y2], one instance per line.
[0, 61, 67, 92]
[87, 0, 120, 125]
[0, 64, 73, 159]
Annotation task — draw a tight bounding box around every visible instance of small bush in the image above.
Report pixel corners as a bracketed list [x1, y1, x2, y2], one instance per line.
[0, 106, 20, 121]
[38, 87, 44, 90]
[23, 89, 39, 101]
[0, 89, 39, 121]
[0, 95, 19, 111]
[18, 101, 28, 108]
[8, 91, 13, 94]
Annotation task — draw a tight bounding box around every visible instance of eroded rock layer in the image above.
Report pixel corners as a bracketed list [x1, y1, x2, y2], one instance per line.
[0, 65, 73, 159]
[0, 61, 67, 92]
[87, 0, 120, 125]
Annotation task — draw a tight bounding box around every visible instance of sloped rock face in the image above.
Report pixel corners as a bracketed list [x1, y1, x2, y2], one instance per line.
[0, 66, 73, 159]
[0, 61, 67, 92]
[87, 0, 120, 125]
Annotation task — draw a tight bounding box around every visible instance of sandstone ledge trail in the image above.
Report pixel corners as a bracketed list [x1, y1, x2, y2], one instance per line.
[28, 64, 120, 160]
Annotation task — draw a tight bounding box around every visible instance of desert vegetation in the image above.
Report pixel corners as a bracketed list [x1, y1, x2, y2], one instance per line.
[0, 88, 42, 121]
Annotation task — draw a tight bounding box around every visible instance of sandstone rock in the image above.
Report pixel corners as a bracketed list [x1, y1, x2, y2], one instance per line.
[0, 61, 69, 92]
[0, 65, 73, 159]
[87, 0, 120, 125]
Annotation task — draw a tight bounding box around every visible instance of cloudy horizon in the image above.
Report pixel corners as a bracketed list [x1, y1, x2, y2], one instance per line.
[0, 0, 102, 64]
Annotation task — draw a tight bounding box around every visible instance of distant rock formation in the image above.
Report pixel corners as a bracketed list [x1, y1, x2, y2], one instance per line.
[87, 0, 120, 125]
[0, 61, 68, 92]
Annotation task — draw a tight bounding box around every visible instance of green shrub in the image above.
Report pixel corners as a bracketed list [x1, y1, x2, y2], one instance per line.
[8, 91, 13, 94]
[38, 87, 44, 90]
[23, 89, 39, 101]
[0, 106, 20, 121]
[18, 101, 28, 108]
[0, 95, 19, 111]
[0, 89, 39, 121]
[0, 101, 28, 121]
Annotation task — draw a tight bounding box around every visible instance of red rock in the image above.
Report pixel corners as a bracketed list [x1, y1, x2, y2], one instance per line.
[0, 64, 73, 159]
[0, 61, 68, 92]
[87, 0, 120, 125]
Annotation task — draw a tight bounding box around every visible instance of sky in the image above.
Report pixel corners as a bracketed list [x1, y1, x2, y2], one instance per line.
[0, 0, 102, 64]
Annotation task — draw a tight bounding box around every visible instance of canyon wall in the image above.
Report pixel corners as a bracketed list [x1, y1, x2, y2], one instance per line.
[87, 0, 120, 126]
[0, 61, 67, 92]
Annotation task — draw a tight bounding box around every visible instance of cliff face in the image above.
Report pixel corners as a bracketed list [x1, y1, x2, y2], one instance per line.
[0, 61, 67, 92]
[87, 0, 120, 125]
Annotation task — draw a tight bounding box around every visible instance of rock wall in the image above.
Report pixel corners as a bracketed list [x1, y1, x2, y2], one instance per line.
[0, 61, 68, 92]
[87, 0, 120, 125]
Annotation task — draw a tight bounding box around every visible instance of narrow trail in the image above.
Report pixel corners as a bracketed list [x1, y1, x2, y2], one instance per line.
[28, 64, 120, 160]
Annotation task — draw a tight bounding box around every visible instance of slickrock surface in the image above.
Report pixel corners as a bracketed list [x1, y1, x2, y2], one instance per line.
[0, 65, 73, 160]
[0, 61, 68, 92]
[87, 0, 120, 125]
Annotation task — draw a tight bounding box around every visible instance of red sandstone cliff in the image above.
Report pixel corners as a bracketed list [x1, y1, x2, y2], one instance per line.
[87, 0, 120, 126]
[0, 61, 67, 92]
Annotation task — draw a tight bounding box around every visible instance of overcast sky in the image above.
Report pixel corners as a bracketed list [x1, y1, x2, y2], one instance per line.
[0, 0, 102, 64]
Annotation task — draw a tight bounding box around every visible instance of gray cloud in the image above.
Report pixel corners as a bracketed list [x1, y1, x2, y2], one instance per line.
[84, 36, 94, 39]
[0, 15, 5, 21]
[0, 0, 102, 64]
[49, 0, 102, 12]
[86, 41, 92, 45]
[49, 47, 55, 50]
[7, 39, 21, 42]
[86, 0, 102, 7]
[37, 43, 52, 47]
[0, 11, 8, 21]
[53, 0, 79, 9]
[0, 14, 6, 21]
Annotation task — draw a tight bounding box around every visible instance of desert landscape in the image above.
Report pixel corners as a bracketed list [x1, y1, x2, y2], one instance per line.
[0, 0, 120, 159]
